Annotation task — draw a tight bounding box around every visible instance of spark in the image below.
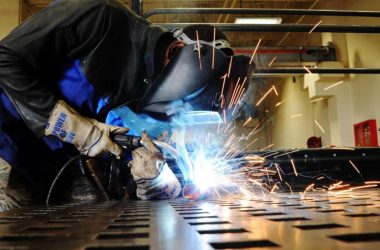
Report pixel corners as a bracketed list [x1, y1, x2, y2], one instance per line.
[243, 138, 258, 150]
[224, 123, 232, 133]
[328, 181, 343, 191]
[316, 176, 325, 180]
[232, 87, 246, 115]
[301, 183, 315, 199]
[290, 159, 298, 176]
[227, 56, 233, 77]
[309, 20, 322, 34]
[275, 164, 283, 181]
[247, 120, 266, 138]
[285, 182, 293, 194]
[275, 98, 287, 107]
[260, 169, 277, 174]
[260, 144, 274, 150]
[241, 76, 248, 86]
[263, 151, 280, 158]
[243, 117, 252, 127]
[324, 81, 344, 91]
[290, 114, 303, 118]
[220, 74, 227, 107]
[244, 155, 265, 163]
[350, 184, 378, 191]
[273, 149, 300, 158]
[310, 97, 324, 103]
[195, 30, 202, 70]
[212, 27, 216, 70]
[217, 121, 221, 133]
[268, 56, 277, 67]
[224, 134, 236, 149]
[234, 86, 246, 106]
[256, 87, 274, 106]
[348, 160, 360, 174]
[270, 184, 278, 193]
[226, 124, 236, 135]
[332, 184, 377, 194]
[234, 77, 248, 105]
[335, 184, 350, 189]
[223, 109, 227, 124]
[228, 77, 241, 108]
[314, 120, 325, 134]
[303, 66, 313, 75]
[272, 85, 279, 96]
[365, 181, 380, 184]
[249, 38, 262, 65]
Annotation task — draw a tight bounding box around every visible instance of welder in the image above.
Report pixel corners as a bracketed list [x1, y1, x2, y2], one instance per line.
[0, 0, 251, 206]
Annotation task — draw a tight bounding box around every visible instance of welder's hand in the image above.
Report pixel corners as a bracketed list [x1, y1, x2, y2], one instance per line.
[129, 133, 181, 200]
[44, 100, 129, 157]
[130, 133, 163, 180]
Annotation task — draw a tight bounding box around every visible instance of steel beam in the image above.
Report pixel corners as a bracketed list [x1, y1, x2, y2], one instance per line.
[254, 67, 380, 74]
[159, 23, 380, 33]
[144, 8, 380, 18]
[131, 0, 143, 16]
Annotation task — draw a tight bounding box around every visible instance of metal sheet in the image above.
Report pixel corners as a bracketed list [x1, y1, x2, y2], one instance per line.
[0, 189, 379, 250]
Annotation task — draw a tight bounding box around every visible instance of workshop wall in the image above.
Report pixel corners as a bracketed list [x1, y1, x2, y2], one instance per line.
[0, 0, 19, 40]
[346, 0, 380, 141]
[269, 0, 380, 148]
[269, 76, 316, 149]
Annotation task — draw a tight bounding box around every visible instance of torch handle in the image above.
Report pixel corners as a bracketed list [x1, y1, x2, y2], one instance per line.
[113, 134, 142, 150]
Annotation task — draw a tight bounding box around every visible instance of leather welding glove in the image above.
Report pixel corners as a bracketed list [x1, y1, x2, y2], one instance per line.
[44, 100, 129, 157]
[129, 133, 181, 200]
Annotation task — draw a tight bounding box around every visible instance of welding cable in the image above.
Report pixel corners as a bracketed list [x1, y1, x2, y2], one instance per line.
[45, 155, 83, 206]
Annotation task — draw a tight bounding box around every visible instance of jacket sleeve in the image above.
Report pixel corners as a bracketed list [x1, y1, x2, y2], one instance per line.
[0, 0, 110, 137]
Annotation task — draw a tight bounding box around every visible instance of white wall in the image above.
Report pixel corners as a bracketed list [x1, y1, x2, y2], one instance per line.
[270, 77, 315, 148]
[0, 0, 20, 40]
[321, 0, 380, 146]
[267, 0, 380, 148]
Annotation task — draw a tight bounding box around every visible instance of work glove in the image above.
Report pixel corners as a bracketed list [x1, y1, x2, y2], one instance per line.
[129, 134, 181, 200]
[44, 100, 129, 157]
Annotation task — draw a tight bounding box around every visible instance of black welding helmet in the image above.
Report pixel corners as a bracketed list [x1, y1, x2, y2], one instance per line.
[136, 24, 252, 120]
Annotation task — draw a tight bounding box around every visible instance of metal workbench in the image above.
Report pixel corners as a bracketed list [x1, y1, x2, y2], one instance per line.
[0, 189, 379, 249]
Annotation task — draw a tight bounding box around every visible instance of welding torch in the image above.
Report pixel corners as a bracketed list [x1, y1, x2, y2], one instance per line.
[113, 134, 143, 150]
[113, 134, 180, 160]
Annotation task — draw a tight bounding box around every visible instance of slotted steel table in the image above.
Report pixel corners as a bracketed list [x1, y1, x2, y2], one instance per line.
[0, 189, 380, 250]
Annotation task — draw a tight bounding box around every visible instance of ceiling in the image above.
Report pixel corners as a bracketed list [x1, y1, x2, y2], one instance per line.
[23, 0, 325, 47]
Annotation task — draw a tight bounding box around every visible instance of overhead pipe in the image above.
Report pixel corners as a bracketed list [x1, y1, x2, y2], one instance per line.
[277, 0, 320, 46]
[254, 68, 380, 75]
[159, 23, 380, 33]
[144, 8, 380, 19]
[234, 45, 337, 64]
[131, 0, 143, 16]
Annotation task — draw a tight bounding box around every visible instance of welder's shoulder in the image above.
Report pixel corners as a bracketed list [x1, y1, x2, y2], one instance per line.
[48, 0, 134, 21]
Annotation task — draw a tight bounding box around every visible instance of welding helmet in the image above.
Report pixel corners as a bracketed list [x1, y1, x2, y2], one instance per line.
[136, 24, 252, 120]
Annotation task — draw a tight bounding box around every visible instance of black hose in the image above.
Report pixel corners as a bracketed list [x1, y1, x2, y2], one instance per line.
[45, 155, 83, 206]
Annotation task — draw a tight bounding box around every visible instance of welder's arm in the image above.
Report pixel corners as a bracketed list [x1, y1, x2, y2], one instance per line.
[128, 134, 181, 200]
[0, 1, 110, 137]
[44, 100, 128, 157]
